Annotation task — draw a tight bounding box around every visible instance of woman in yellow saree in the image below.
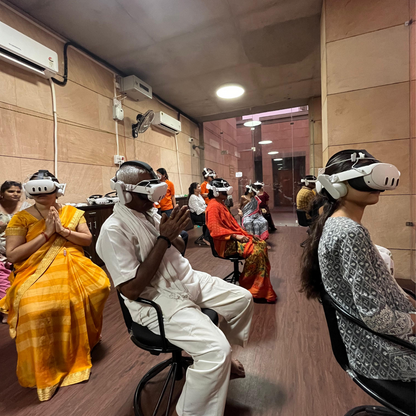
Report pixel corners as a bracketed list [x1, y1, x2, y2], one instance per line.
[0, 170, 110, 401]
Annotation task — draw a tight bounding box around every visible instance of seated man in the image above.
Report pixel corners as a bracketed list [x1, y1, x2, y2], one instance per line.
[296, 175, 317, 218]
[205, 178, 277, 304]
[96, 161, 253, 416]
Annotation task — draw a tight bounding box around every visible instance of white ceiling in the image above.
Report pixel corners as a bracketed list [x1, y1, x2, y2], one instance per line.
[8, 0, 322, 122]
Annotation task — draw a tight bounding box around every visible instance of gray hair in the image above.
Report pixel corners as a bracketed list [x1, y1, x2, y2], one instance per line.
[116, 165, 148, 185]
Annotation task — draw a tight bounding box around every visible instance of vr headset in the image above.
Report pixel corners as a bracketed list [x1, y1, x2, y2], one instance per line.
[24, 170, 66, 199]
[253, 181, 264, 188]
[316, 153, 400, 200]
[207, 179, 233, 197]
[202, 167, 217, 179]
[301, 176, 317, 187]
[111, 160, 168, 205]
[246, 184, 259, 194]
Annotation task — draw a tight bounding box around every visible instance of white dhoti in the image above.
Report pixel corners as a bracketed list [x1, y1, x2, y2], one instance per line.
[144, 275, 253, 416]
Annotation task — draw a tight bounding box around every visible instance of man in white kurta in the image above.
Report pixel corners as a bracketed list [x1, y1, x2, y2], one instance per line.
[96, 162, 253, 416]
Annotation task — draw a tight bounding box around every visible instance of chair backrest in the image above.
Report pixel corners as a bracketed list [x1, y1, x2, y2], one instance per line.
[208, 234, 220, 258]
[117, 290, 133, 333]
[320, 291, 351, 371]
[296, 209, 310, 227]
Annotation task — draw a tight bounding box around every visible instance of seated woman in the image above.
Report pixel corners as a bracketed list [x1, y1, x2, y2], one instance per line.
[300, 150, 415, 382]
[206, 179, 277, 303]
[239, 184, 269, 241]
[0, 170, 110, 401]
[188, 182, 210, 246]
[253, 181, 277, 232]
[0, 181, 31, 323]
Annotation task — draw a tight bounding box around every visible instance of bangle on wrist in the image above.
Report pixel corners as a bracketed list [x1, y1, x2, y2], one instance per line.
[41, 232, 49, 242]
[157, 235, 171, 248]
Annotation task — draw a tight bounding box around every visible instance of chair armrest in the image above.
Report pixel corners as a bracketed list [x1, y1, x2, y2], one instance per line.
[322, 293, 415, 351]
[402, 287, 416, 300]
[134, 297, 168, 352]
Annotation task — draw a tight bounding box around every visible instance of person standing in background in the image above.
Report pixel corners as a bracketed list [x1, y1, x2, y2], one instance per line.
[200, 168, 216, 205]
[157, 168, 188, 254]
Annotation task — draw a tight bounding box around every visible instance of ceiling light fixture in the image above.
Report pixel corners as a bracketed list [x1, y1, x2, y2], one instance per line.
[216, 84, 245, 99]
[251, 127, 255, 131]
[258, 140, 272, 145]
[243, 120, 261, 127]
[268, 151, 279, 155]
[274, 158, 283, 161]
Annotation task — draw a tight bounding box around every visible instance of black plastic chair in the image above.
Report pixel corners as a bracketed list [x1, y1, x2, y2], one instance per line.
[320, 290, 415, 416]
[296, 209, 311, 227]
[117, 291, 218, 416]
[208, 235, 244, 284]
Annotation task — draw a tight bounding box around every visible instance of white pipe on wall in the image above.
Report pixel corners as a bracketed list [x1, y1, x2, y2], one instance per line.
[49, 78, 58, 177]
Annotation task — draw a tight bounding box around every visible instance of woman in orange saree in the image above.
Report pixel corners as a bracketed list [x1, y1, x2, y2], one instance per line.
[205, 179, 277, 303]
[0, 170, 110, 401]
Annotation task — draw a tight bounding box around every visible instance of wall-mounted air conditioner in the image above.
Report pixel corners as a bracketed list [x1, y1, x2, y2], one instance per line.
[120, 75, 152, 101]
[0, 21, 58, 78]
[152, 111, 181, 135]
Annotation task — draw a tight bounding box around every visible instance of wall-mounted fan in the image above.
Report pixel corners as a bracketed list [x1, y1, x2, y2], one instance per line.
[132, 110, 154, 138]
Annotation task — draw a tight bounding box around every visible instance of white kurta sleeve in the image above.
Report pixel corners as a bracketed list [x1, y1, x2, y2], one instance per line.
[96, 226, 141, 288]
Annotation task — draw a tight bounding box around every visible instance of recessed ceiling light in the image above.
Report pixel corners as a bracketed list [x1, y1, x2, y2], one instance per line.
[258, 140, 272, 145]
[274, 158, 283, 161]
[268, 151, 279, 155]
[251, 127, 255, 130]
[216, 84, 245, 99]
[243, 120, 261, 127]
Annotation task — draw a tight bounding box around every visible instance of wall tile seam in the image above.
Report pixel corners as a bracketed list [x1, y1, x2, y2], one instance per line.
[0, 102, 53, 121]
[63, 79, 113, 100]
[325, 23, 411, 46]
[326, 80, 411, 97]
[327, 137, 412, 146]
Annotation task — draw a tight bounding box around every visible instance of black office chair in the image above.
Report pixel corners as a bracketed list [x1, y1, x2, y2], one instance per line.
[189, 212, 209, 246]
[117, 291, 219, 416]
[320, 290, 415, 416]
[296, 209, 311, 227]
[208, 235, 244, 284]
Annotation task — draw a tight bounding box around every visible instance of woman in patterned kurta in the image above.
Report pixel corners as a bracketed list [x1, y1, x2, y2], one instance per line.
[239, 186, 269, 241]
[300, 149, 415, 382]
[206, 179, 276, 303]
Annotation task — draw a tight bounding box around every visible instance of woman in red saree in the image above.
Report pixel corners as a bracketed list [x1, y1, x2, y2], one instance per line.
[0, 170, 110, 401]
[206, 179, 277, 303]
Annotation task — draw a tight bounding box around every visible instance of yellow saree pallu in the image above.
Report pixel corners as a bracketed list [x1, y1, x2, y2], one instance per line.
[0, 205, 110, 401]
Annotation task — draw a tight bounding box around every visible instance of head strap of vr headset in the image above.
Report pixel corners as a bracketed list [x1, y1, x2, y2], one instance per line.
[116, 160, 158, 181]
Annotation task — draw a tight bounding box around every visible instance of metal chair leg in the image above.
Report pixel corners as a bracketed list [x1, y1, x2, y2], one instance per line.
[344, 406, 402, 416]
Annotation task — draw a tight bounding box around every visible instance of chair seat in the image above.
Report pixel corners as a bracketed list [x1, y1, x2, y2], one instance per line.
[130, 308, 219, 352]
[131, 322, 181, 352]
[353, 374, 415, 416]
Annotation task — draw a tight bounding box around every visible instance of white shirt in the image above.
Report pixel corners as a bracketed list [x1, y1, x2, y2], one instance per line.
[188, 194, 206, 215]
[96, 205, 208, 323]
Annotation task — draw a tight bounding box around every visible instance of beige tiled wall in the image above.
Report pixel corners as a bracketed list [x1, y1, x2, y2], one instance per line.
[0, 4, 200, 203]
[202, 119, 239, 193]
[322, 0, 415, 280]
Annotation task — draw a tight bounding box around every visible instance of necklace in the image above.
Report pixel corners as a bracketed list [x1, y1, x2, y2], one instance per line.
[34, 204, 46, 220]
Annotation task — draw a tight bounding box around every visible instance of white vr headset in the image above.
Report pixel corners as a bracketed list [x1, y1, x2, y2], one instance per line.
[253, 181, 264, 187]
[24, 173, 66, 199]
[111, 160, 168, 205]
[301, 177, 317, 187]
[246, 184, 259, 194]
[207, 181, 233, 197]
[316, 153, 400, 200]
[202, 168, 217, 178]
